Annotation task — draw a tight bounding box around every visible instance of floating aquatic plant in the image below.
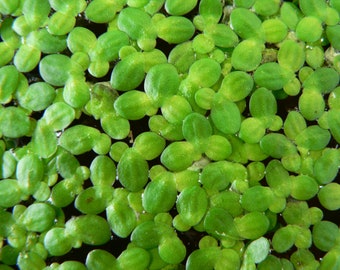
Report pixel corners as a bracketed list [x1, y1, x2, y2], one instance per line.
[0, 0, 340, 269]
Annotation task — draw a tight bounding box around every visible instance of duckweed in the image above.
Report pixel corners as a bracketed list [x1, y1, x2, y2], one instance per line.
[192, 34, 215, 54]
[161, 141, 200, 171]
[278, 40, 305, 72]
[20, 203, 56, 232]
[161, 95, 192, 124]
[230, 8, 264, 40]
[67, 27, 97, 53]
[158, 236, 186, 264]
[47, 12, 76, 36]
[117, 247, 151, 270]
[0, 179, 22, 208]
[59, 261, 87, 270]
[204, 207, 238, 241]
[44, 227, 73, 256]
[17, 251, 46, 270]
[110, 52, 145, 91]
[167, 41, 195, 73]
[18, 82, 55, 111]
[13, 44, 41, 73]
[1, 0, 340, 268]
[290, 249, 320, 269]
[200, 161, 233, 191]
[0, 106, 31, 138]
[272, 225, 296, 253]
[328, 109, 340, 143]
[230, 39, 263, 72]
[204, 23, 239, 49]
[219, 71, 254, 102]
[234, 212, 270, 240]
[211, 93, 241, 134]
[326, 24, 340, 50]
[283, 111, 307, 140]
[239, 117, 265, 144]
[75, 186, 112, 214]
[262, 18, 288, 44]
[254, 62, 294, 91]
[0, 65, 20, 104]
[309, 69, 339, 94]
[66, 214, 111, 246]
[298, 90, 326, 121]
[186, 247, 232, 270]
[244, 237, 270, 266]
[106, 200, 137, 238]
[253, 0, 280, 17]
[118, 7, 156, 43]
[117, 148, 149, 192]
[296, 16, 323, 43]
[240, 186, 274, 212]
[156, 15, 195, 44]
[58, 125, 101, 155]
[142, 172, 177, 214]
[198, 0, 222, 25]
[314, 149, 340, 185]
[306, 46, 325, 69]
[93, 30, 130, 62]
[320, 250, 340, 270]
[165, 0, 198, 16]
[177, 186, 208, 227]
[130, 220, 161, 249]
[42, 102, 75, 131]
[22, 0, 50, 29]
[312, 221, 339, 252]
[16, 153, 44, 195]
[85, 249, 117, 270]
[188, 58, 221, 88]
[260, 133, 297, 158]
[39, 54, 77, 87]
[0, 0, 20, 15]
[0, 42, 15, 67]
[318, 183, 340, 210]
[291, 174, 319, 200]
[114, 90, 153, 120]
[85, 0, 119, 23]
[249, 87, 277, 118]
[182, 112, 212, 152]
[295, 125, 331, 150]
[144, 63, 180, 106]
[265, 160, 291, 197]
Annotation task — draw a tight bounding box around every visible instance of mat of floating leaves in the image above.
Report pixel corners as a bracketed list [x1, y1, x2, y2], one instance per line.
[0, 0, 340, 269]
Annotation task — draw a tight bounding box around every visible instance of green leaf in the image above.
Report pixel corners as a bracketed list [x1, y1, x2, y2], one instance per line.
[0, 106, 31, 138]
[244, 237, 270, 263]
